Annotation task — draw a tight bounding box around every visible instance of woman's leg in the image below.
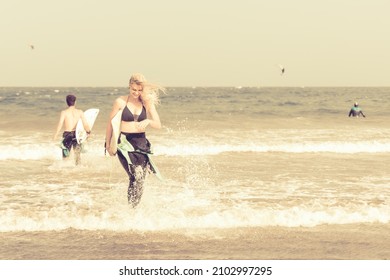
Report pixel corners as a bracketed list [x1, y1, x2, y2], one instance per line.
[117, 151, 147, 207]
[127, 165, 146, 207]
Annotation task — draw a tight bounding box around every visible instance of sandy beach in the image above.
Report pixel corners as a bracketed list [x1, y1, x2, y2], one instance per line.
[1, 223, 389, 260]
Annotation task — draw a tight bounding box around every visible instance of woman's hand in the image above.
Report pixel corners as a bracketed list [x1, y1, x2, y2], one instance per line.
[136, 119, 150, 131]
[107, 147, 116, 156]
[107, 149, 116, 156]
[105, 142, 116, 156]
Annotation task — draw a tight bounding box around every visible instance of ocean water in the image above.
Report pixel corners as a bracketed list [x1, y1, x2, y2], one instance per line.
[1, 86, 390, 259]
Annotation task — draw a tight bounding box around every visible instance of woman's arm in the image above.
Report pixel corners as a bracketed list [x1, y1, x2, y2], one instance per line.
[138, 103, 161, 130]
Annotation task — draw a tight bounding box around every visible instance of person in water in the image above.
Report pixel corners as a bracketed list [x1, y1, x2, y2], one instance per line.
[53, 94, 91, 165]
[348, 102, 366, 118]
[105, 73, 165, 207]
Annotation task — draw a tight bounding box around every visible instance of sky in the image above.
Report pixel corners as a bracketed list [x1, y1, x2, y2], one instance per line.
[1, 0, 390, 87]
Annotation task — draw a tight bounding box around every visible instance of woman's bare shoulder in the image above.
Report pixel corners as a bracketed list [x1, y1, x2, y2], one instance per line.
[114, 96, 127, 105]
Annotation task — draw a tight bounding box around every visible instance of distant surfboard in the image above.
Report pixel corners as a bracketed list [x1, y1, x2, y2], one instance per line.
[76, 108, 100, 144]
[107, 109, 122, 155]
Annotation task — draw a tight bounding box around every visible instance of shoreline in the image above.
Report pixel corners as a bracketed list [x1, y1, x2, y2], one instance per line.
[1, 223, 389, 260]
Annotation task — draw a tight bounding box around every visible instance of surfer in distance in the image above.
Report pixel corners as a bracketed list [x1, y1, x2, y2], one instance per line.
[53, 94, 91, 165]
[348, 102, 366, 118]
[105, 73, 165, 207]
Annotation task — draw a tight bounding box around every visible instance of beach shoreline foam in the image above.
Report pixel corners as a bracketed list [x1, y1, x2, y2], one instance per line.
[1, 223, 389, 260]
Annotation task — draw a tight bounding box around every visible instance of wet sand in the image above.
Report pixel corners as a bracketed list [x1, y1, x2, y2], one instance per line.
[1, 223, 389, 260]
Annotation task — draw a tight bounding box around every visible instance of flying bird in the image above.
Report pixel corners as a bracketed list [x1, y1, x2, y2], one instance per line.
[278, 64, 285, 75]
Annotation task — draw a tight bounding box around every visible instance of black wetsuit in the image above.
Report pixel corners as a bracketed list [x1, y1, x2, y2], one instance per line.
[117, 105, 151, 207]
[348, 106, 366, 118]
[62, 131, 81, 162]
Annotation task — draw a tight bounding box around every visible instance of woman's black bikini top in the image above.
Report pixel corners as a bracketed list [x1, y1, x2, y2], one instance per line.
[121, 105, 147, 122]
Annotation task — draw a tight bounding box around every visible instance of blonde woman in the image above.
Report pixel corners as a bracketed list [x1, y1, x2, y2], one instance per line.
[105, 73, 164, 207]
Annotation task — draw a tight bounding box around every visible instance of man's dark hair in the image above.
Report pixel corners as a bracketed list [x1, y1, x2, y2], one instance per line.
[66, 95, 76, 106]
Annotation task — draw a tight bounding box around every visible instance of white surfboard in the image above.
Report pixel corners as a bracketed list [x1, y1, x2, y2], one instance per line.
[76, 108, 100, 144]
[107, 109, 122, 155]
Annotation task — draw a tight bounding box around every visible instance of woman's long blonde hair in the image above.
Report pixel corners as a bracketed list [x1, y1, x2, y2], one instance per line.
[129, 73, 165, 106]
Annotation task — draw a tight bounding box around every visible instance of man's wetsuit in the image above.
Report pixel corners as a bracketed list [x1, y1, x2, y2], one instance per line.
[348, 106, 366, 118]
[62, 131, 81, 163]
